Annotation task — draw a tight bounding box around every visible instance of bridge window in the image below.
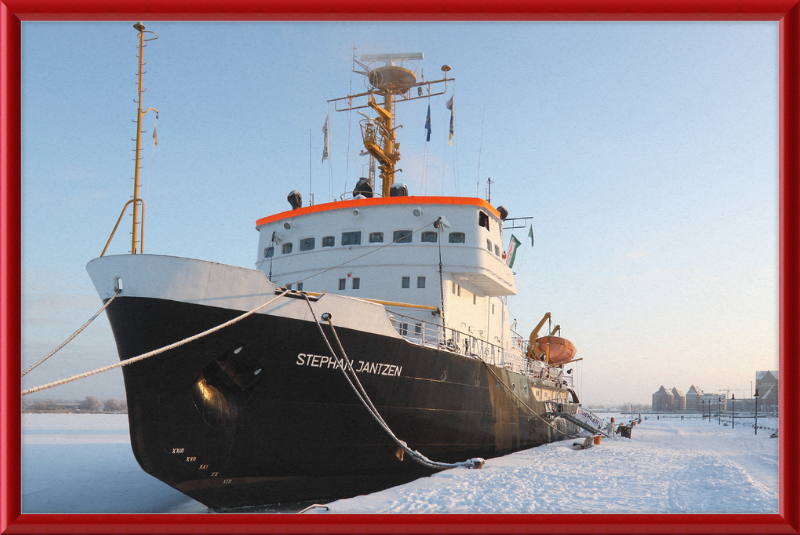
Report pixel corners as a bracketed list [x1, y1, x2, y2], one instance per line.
[479, 210, 490, 230]
[402, 276, 410, 288]
[282, 243, 293, 254]
[393, 230, 413, 243]
[449, 232, 465, 243]
[486, 239, 492, 251]
[339, 278, 346, 290]
[352, 277, 360, 290]
[297, 282, 304, 291]
[342, 231, 361, 245]
[369, 232, 384, 243]
[417, 276, 426, 288]
[494, 244, 500, 256]
[264, 247, 274, 258]
[323, 236, 335, 247]
[299, 238, 315, 251]
[421, 231, 437, 243]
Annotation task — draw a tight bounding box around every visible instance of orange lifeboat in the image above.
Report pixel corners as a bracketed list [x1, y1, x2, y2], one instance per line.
[535, 336, 577, 364]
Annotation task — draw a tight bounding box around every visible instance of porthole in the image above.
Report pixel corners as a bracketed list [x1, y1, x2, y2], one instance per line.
[413, 208, 422, 217]
[475, 377, 481, 387]
[440, 371, 448, 381]
[512, 383, 516, 391]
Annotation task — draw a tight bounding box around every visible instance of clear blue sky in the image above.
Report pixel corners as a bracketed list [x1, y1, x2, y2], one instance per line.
[21, 21, 778, 405]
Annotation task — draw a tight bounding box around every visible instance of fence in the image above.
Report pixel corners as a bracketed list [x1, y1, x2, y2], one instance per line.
[386, 309, 573, 388]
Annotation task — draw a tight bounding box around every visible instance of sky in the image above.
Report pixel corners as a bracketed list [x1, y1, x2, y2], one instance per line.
[20, 21, 779, 405]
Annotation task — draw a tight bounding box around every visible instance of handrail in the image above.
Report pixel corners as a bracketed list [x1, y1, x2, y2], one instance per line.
[101, 199, 143, 257]
[385, 308, 573, 387]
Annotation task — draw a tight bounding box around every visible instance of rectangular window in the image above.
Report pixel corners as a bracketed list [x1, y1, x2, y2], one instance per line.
[400, 323, 409, 336]
[393, 230, 413, 243]
[287, 284, 293, 290]
[369, 232, 384, 243]
[421, 231, 437, 243]
[473, 294, 477, 305]
[458, 286, 461, 297]
[449, 232, 465, 243]
[452, 282, 456, 294]
[486, 239, 492, 251]
[492, 303, 495, 314]
[339, 278, 346, 290]
[479, 210, 490, 230]
[265, 247, 274, 258]
[282, 243, 293, 254]
[342, 231, 362, 246]
[352, 277, 360, 290]
[417, 276, 426, 288]
[297, 282, 304, 292]
[299, 237, 315, 251]
[323, 236, 335, 247]
[402, 276, 410, 288]
[415, 324, 422, 335]
[494, 244, 500, 256]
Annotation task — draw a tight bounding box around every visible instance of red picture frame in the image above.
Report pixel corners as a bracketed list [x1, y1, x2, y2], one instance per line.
[2, 1, 798, 533]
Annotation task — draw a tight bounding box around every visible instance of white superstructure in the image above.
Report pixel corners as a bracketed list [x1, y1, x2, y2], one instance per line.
[255, 196, 520, 355]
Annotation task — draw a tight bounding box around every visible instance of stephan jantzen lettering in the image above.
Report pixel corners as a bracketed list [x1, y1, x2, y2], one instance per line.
[296, 353, 402, 377]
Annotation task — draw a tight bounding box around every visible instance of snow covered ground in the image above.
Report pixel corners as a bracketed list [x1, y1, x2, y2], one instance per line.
[21, 413, 778, 514]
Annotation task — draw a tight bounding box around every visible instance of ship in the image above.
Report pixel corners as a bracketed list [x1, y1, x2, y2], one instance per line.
[85, 24, 596, 509]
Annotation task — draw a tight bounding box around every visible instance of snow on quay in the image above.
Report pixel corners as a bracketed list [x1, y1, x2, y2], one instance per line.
[21, 413, 778, 514]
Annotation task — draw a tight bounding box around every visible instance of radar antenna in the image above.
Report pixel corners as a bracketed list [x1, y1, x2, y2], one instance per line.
[329, 52, 453, 197]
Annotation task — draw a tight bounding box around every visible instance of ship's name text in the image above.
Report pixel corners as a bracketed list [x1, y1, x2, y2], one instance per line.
[296, 353, 402, 377]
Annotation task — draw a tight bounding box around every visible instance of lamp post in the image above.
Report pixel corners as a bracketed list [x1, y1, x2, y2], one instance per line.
[701, 399, 705, 421]
[718, 396, 721, 425]
[731, 394, 735, 429]
[754, 388, 759, 435]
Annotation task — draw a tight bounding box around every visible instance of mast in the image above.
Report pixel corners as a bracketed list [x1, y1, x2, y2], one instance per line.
[131, 22, 159, 254]
[101, 22, 160, 257]
[329, 53, 453, 197]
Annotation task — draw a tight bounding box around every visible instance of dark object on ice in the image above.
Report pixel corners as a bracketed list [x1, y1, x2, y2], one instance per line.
[770, 432, 778, 439]
[619, 425, 632, 439]
[287, 190, 302, 209]
[572, 437, 594, 450]
[353, 178, 373, 198]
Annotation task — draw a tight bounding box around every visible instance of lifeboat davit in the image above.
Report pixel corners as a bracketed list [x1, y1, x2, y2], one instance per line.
[535, 336, 577, 364]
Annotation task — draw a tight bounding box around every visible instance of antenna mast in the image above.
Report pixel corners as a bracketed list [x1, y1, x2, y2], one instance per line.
[329, 53, 453, 197]
[131, 21, 159, 254]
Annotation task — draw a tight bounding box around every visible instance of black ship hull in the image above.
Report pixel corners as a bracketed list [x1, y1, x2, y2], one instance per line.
[105, 294, 579, 509]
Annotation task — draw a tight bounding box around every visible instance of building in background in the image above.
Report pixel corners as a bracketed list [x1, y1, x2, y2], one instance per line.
[699, 392, 727, 412]
[685, 385, 703, 410]
[671, 387, 686, 411]
[756, 370, 779, 416]
[652, 385, 727, 412]
[652, 385, 674, 411]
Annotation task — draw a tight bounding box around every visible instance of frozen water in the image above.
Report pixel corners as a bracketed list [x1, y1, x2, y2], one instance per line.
[21, 413, 778, 514]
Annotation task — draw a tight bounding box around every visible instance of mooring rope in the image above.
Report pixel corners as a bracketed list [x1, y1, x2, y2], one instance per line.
[479, 360, 572, 439]
[22, 291, 121, 378]
[302, 294, 484, 471]
[21, 290, 289, 397]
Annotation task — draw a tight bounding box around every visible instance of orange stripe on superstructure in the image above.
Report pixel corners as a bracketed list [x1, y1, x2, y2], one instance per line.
[255, 196, 501, 228]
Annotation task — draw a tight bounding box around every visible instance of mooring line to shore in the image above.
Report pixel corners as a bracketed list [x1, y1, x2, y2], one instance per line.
[21, 291, 121, 378]
[302, 293, 485, 471]
[479, 360, 572, 439]
[21, 290, 289, 397]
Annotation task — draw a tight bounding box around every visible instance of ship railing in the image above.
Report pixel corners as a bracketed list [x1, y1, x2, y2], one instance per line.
[386, 310, 572, 387]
